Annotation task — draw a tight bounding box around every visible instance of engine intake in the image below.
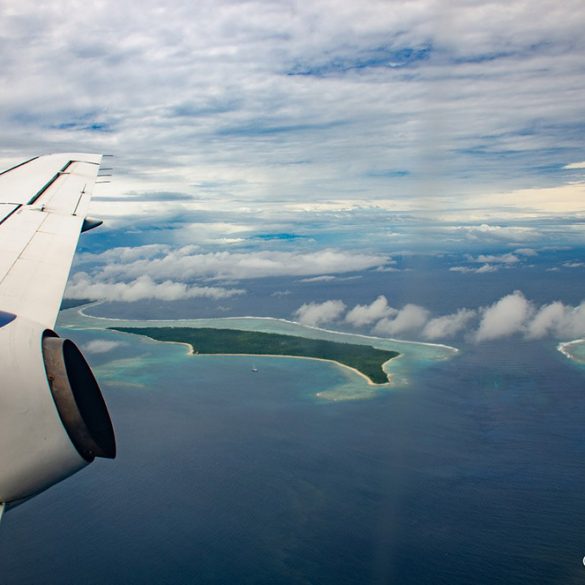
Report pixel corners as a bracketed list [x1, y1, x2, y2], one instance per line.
[43, 334, 116, 461]
[0, 315, 116, 504]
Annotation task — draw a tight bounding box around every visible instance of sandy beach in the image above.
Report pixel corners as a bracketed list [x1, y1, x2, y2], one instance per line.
[187, 350, 393, 386]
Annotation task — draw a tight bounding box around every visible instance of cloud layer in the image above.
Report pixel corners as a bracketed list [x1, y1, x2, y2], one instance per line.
[67, 245, 389, 304]
[79, 246, 387, 281]
[66, 274, 244, 302]
[293, 292, 585, 342]
[1, 0, 585, 227]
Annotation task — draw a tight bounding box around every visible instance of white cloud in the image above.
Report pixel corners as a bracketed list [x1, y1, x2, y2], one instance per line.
[345, 295, 396, 327]
[564, 161, 585, 169]
[77, 244, 171, 264]
[475, 291, 532, 342]
[450, 264, 498, 273]
[294, 300, 346, 327]
[526, 301, 585, 339]
[563, 261, 585, 268]
[65, 273, 244, 302]
[476, 264, 498, 273]
[451, 252, 522, 273]
[446, 225, 541, 243]
[525, 301, 566, 339]
[1, 0, 584, 225]
[373, 304, 430, 336]
[92, 248, 387, 281]
[422, 309, 476, 339]
[82, 340, 125, 354]
[514, 248, 538, 256]
[300, 275, 337, 283]
[473, 253, 520, 264]
[295, 290, 585, 341]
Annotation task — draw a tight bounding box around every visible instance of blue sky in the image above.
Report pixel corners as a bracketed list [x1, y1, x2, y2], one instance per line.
[1, 0, 584, 341]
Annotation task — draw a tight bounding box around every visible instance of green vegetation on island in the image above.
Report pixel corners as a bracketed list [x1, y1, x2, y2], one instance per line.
[110, 327, 400, 385]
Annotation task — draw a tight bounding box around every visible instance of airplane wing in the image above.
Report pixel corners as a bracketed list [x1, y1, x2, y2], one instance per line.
[0, 153, 103, 328]
[0, 154, 115, 517]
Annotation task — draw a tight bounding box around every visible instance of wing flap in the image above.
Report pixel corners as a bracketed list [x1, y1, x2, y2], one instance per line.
[0, 154, 101, 206]
[38, 160, 101, 216]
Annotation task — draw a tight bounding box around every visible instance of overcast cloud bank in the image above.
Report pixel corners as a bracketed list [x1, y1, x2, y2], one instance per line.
[78, 246, 388, 282]
[2, 0, 585, 229]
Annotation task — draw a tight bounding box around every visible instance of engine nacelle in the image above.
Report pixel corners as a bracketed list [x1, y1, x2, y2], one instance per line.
[0, 312, 115, 504]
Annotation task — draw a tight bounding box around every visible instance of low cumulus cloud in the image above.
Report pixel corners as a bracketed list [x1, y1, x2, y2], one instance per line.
[474, 291, 532, 342]
[83, 340, 125, 354]
[300, 275, 337, 283]
[450, 264, 498, 274]
[294, 300, 346, 327]
[373, 304, 430, 336]
[526, 301, 585, 339]
[450, 251, 527, 274]
[447, 225, 540, 243]
[475, 293, 585, 341]
[304, 292, 585, 341]
[514, 248, 538, 257]
[472, 253, 520, 264]
[345, 295, 395, 327]
[422, 309, 476, 340]
[65, 273, 244, 302]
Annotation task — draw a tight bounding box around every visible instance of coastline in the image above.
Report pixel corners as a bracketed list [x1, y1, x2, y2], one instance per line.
[557, 338, 585, 363]
[198, 352, 393, 387]
[74, 302, 458, 353]
[110, 328, 393, 386]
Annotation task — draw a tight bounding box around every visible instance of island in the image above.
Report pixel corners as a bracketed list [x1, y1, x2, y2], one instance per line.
[110, 327, 400, 385]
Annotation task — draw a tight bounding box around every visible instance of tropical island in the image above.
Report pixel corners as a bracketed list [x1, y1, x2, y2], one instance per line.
[110, 327, 400, 385]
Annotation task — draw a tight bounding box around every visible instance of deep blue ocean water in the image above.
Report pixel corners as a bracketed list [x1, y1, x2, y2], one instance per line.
[0, 312, 584, 584]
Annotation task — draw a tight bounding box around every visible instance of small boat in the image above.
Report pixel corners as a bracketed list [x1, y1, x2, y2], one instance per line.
[251, 366, 259, 373]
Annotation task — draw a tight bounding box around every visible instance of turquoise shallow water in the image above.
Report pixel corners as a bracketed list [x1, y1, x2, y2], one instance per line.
[64, 304, 457, 401]
[558, 339, 585, 364]
[1, 306, 585, 584]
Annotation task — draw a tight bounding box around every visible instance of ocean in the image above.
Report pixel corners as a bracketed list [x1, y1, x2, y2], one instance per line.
[0, 308, 584, 584]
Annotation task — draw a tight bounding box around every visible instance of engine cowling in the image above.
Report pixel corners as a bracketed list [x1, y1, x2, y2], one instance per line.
[0, 312, 115, 504]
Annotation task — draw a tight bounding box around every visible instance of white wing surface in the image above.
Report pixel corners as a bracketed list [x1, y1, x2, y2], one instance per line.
[0, 153, 115, 513]
[0, 153, 102, 328]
